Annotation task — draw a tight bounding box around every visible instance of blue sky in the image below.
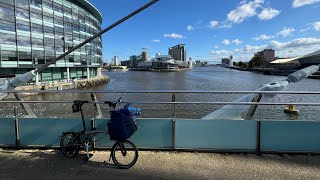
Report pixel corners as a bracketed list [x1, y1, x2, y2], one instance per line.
[89, 0, 320, 63]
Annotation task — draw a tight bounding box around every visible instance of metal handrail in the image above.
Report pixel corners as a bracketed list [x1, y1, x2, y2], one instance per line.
[1, 100, 320, 106]
[2, 90, 320, 94]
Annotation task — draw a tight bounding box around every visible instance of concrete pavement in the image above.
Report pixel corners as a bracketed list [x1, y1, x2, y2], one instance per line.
[1, 149, 320, 180]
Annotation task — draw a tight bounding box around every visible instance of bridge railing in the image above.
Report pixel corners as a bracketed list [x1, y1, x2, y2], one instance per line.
[1, 90, 320, 154]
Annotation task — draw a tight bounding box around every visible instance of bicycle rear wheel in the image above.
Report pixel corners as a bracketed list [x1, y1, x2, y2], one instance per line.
[60, 132, 80, 158]
[111, 140, 138, 169]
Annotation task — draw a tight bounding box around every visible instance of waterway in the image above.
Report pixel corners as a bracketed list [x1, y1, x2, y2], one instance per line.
[1, 66, 320, 120]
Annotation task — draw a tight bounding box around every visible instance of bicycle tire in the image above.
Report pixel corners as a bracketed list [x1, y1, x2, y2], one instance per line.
[60, 132, 80, 158]
[111, 140, 139, 169]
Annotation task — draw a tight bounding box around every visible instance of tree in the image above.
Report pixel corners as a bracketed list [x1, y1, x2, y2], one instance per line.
[249, 55, 267, 68]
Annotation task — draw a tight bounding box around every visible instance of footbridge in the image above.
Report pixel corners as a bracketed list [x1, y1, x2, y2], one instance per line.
[1, 90, 320, 154]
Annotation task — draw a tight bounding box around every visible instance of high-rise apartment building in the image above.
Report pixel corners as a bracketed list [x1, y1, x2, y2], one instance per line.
[168, 44, 186, 62]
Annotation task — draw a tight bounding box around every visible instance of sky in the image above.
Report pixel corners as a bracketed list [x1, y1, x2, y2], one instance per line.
[89, 0, 320, 64]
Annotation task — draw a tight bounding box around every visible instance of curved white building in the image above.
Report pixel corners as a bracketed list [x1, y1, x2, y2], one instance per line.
[0, 0, 102, 82]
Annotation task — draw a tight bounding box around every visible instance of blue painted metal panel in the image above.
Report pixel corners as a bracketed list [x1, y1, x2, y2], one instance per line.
[175, 119, 257, 151]
[261, 121, 320, 153]
[19, 118, 91, 147]
[95, 118, 173, 149]
[0, 118, 15, 145]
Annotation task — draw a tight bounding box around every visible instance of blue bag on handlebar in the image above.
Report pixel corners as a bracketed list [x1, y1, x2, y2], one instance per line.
[108, 107, 139, 141]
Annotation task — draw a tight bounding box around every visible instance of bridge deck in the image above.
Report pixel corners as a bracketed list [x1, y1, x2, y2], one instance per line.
[1, 149, 320, 180]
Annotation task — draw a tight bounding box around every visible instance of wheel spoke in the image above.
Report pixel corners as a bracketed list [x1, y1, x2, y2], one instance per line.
[112, 140, 138, 169]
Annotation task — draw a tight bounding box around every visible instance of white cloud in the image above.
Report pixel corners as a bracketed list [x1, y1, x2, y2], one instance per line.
[232, 39, 243, 45]
[313, 22, 320, 31]
[222, 39, 243, 45]
[163, 33, 185, 39]
[209, 21, 219, 28]
[211, 49, 234, 56]
[293, 0, 320, 8]
[214, 45, 219, 49]
[300, 27, 311, 32]
[258, 8, 281, 20]
[227, 0, 264, 23]
[210, 37, 320, 62]
[187, 25, 194, 31]
[151, 40, 160, 43]
[278, 28, 295, 37]
[267, 38, 320, 49]
[222, 39, 231, 45]
[253, 34, 275, 40]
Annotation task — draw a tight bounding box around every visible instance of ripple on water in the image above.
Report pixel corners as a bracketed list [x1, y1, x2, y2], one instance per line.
[1, 66, 320, 120]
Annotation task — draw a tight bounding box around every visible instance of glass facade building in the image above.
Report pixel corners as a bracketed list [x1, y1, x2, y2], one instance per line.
[0, 0, 102, 82]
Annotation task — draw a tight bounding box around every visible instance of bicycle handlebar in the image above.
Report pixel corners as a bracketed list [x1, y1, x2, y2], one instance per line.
[105, 97, 122, 109]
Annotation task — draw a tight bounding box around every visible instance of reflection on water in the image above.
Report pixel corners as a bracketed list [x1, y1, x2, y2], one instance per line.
[1, 66, 320, 120]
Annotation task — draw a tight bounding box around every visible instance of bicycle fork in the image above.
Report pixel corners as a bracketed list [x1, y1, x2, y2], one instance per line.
[108, 141, 127, 162]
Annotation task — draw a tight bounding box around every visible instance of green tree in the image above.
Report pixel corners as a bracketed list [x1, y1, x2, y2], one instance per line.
[250, 55, 267, 68]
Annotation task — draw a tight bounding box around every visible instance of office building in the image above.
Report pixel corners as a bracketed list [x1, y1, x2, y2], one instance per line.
[0, 0, 102, 82]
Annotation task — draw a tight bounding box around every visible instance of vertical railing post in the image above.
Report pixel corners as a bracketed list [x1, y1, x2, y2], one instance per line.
[172, 93, 176, 149]
[91, 118, 96, 148]
[256, 119, 261, 155]
[14, 107, 20, 148]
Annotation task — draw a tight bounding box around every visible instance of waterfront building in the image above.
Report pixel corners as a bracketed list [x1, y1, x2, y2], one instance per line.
[270, 49, 320, 70]
[152, 54, 179, 71]
[189, 57, 193, 69]
[142, 48, 148, 62]
[254, 49, 275, 62]
[113, 56, 119, 66]
[0, 0, 102, 82]
[195, 60, 201, 66]
[298, 50, 320, 68]
[169, 44, 187, 63]
[270, 57, 301, 70]
[130, 55, 142, 68]
[121, 60, 131, 66]
[222, 58, 232, 66]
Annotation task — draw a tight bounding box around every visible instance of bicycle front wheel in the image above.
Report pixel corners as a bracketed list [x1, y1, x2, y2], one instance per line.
[111, 140, 139, 169]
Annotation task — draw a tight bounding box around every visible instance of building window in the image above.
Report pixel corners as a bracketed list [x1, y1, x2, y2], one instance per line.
[0, 0, 14, 6]
[0, 20, 15, 31]
[53, 2, 62, 13]
[32, 50, 44, 64]
[1, 51, 17, 61]
[30, 0, 42, 8]
[17, 35, 31, 47]
[0, 33, 16, 45]
[15, 0, 29, 10]
[0, 3, 14, 22]
[32, 37, 43, 48]
[16, 8, 30, 19]
[31, 23, 43, 34]
[31, 12, 42, 20]
[42, 0, 52, 10]
[18, 51, 32, 61]
[16, 19, 30, 31]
